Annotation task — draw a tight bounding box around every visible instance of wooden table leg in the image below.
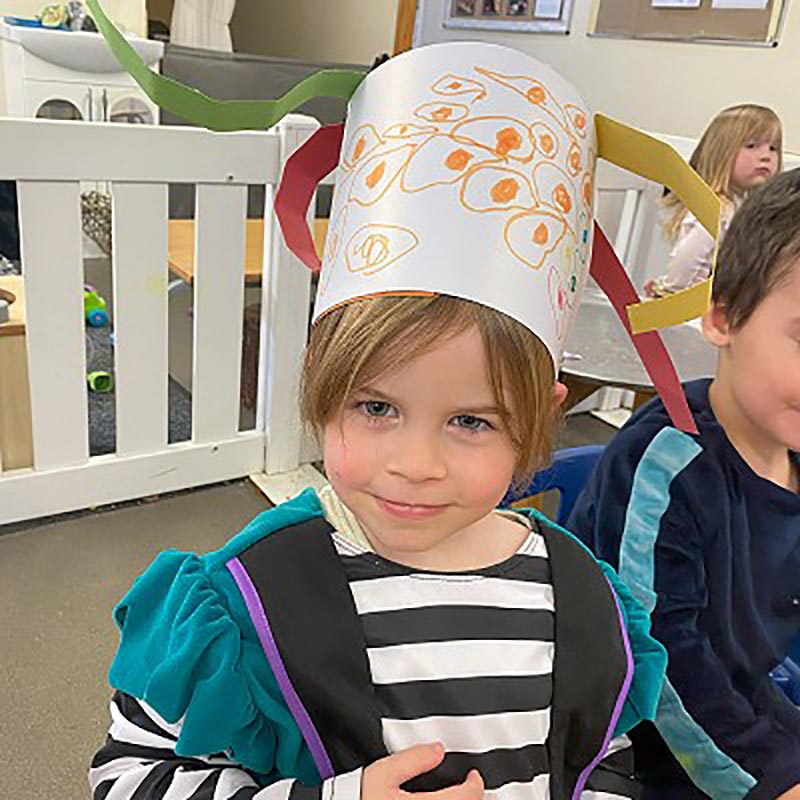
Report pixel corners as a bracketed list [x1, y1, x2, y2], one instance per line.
[632, 390, 655, 412]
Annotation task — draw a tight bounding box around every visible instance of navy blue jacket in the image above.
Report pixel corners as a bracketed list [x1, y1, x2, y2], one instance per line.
[568, 379, 800, 800]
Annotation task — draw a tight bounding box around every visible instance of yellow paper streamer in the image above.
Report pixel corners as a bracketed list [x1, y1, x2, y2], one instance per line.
[595, 114, 721, 332]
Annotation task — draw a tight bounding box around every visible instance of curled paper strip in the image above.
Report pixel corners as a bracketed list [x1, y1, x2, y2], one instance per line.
[86, 0, 366, 132]
[275, 124, 345, 274]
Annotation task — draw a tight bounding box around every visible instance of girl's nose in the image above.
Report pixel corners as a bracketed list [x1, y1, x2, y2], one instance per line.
[384, 428, 448, 482]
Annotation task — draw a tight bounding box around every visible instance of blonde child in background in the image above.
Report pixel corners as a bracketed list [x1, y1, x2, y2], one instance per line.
[645, 104, 782, 298]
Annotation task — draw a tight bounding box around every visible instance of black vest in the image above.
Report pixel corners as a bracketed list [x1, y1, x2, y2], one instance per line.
[230, 515, 631, 799]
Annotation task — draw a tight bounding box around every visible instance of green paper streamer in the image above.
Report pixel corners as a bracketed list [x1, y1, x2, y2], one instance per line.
[86, 0, 366, 132]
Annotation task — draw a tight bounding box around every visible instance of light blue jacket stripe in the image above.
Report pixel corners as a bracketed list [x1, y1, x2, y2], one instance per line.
[618, 427, 756, 799]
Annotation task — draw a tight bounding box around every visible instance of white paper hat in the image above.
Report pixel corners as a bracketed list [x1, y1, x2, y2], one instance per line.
[314, 42, 594, 367]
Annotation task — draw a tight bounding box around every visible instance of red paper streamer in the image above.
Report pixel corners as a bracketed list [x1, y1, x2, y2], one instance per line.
[590, 222, 698, 435]
[275, 123, 345, 273]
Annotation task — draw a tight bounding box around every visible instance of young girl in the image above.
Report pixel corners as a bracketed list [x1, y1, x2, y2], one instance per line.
[645, 104, 782, 298]
[86, 38, 682, 800]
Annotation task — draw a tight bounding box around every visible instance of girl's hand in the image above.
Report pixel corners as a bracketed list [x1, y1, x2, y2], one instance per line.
[777, 787, 800, 800]
[362, 743, 484, 800]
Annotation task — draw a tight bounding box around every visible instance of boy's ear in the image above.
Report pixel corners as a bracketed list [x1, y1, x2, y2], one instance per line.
[701, 302, 733, 348]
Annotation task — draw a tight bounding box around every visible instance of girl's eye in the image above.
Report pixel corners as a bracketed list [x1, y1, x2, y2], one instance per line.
[452, 414, 492, 432]
[361, 400, 396, 418]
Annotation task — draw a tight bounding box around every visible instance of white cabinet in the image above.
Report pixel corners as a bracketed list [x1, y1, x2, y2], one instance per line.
[0, 21, 163, 124]
[0, 21, 164, 257]
[104, 85, 156, 124]
[24, 79, 91, 120]
[23, 80, 158, 124]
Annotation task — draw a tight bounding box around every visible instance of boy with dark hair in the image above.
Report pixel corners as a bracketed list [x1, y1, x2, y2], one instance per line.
[568, 168, 800, 800]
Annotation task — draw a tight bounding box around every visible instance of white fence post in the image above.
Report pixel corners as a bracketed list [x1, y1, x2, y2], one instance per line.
[192, 183, 248, 444]
[112, 183, 169, 456]
[260, 115, 320, 477]
[18, 180, 89, 470]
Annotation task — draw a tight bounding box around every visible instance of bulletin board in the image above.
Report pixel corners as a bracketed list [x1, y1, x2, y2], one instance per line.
[589, 0, 788, 46]
[444, 0, 576, 35]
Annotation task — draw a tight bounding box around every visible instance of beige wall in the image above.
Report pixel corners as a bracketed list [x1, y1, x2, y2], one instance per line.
[231, 0, 398, 66]
[417, 0, 800, 152]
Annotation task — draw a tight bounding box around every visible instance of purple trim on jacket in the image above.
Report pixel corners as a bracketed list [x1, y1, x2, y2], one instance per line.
[226, 556, 335, 780]
[572, 580, 635, 799]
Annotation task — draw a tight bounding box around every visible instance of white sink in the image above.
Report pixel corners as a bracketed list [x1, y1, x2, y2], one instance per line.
[1, 21, 162, 74]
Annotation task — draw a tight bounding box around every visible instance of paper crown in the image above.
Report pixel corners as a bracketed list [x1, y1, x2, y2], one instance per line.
[87, 0, 723, 434]
[311, 43, 594, 365]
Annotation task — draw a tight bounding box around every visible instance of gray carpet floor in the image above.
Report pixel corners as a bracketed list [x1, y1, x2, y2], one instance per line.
[86, 325, 192, 456]
[0, 480, 270, 800]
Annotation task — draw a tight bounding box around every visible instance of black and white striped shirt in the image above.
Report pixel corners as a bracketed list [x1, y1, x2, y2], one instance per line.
[90, 522, 634, 800]
[334, 527, 555, 799]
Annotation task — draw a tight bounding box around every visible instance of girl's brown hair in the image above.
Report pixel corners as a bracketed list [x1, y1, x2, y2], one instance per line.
[663, 104, 782, 243]
[301, 295, 558, 481]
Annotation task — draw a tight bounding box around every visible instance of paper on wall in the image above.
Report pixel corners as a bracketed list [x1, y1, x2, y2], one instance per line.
[650, 0, 702, 8]
[534, 0, 565, 18]
[711, 0, 769, 9]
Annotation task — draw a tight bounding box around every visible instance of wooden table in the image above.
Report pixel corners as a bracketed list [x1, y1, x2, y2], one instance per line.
[560, 300, 717, 412]
[168, 218, 329, 285]
[0, 275, 33, 470]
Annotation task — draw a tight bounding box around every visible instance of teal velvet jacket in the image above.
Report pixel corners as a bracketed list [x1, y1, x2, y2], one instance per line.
[106, 489, 667, 798]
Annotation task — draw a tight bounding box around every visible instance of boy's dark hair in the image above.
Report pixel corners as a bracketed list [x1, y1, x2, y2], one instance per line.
[713, 167, 800, 329]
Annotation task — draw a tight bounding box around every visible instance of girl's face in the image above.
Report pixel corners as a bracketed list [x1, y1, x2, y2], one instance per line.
[323, 325, 521, 568]
[731, 138, 780, 192]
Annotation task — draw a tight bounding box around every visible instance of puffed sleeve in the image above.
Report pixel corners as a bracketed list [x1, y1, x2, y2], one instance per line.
[108, 548, 319, 783]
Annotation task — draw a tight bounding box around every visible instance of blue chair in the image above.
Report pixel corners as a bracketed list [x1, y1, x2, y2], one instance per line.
[501, 444, 604, 527]
[773, 635, 800, 705]
[771, 657, 800, 705]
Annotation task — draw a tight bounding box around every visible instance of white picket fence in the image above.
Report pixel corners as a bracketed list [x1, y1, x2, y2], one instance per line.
[0, 115, 320, 525]
[3, 116, 794, 526]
